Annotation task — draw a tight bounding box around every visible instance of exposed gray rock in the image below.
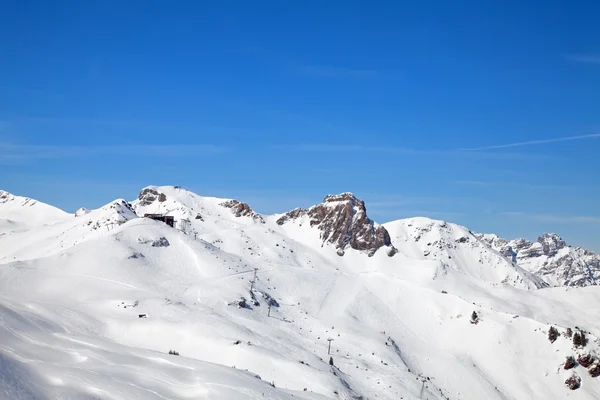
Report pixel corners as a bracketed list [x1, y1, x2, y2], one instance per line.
[151, 237, 170, 247]
[220, 200, 265, 223]
[537, 233, 566, 257]
[478, 232, 600, 287]
[277, 192, 395, 255]
[137, 237, 169, 247]
[138, 188, 160, 206]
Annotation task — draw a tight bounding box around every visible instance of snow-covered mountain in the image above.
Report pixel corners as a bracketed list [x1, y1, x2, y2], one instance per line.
[275, 192, 395, 256]
[385, 217, 547, 290]
[0, 189, 69, 234]
[1, 186, 600, 399]
[478, 233, 600, 287]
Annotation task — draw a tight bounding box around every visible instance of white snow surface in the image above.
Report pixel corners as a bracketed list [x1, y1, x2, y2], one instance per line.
[1, 186, 600, 399]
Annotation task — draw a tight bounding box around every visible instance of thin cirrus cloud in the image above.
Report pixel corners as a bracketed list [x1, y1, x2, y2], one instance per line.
[0, 143, 228, 162]
[459, 133, 600, 151]
[568, 54, 600, 65]
[503, 212, 600, 224]
[271, 143, 554, 161]
[452, 180, 579, 190]
[294, 64, 384, 79]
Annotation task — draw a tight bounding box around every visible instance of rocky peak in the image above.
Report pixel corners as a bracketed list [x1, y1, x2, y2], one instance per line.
[323, 192, 362, 205]
[137, 188, 167, 206]
[511, 238, 533, 251]
[277, 193, 394, 256]
[220, 200, 265, 223]
[536, 233, 567, 256]
[496, 233, 600, 287]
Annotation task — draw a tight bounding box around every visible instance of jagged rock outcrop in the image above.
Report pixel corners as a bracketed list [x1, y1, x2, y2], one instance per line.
[478, 232, 600, 287]
[277, 192, 394, 255]
[138, 188, 161, 206]
[537, 233, 566, 257]
[220, 200, 265, 223]
[387, 219, 547, 290]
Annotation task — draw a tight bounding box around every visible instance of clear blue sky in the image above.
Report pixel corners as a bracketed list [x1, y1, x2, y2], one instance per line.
[1, 1, 599, 250]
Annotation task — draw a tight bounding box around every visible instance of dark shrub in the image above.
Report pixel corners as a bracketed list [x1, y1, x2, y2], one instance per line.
[564, 356, 576, 370]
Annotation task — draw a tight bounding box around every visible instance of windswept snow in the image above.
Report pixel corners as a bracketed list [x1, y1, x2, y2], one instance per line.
[0, 190, 70, 234]
[1, 187, 600, 399]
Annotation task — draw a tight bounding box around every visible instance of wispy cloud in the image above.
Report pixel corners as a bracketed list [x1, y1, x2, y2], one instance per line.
[503, 211, 600, 224]
[294, 65, 383, 79]
[271, 143, 555, 161]
[278, 143, 418, 153]
[452, 180, 579, 190]
[459, 133, 600, 151]
[568, 54, 600, 65]
[0, 143, 228, 163]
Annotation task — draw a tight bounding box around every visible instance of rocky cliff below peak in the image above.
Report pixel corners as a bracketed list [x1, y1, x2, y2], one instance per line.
[536, 233, 567, 257]
[277, 193, 394, 255]
[478, 232, 599, 287]
[138, 188, 167, 206]
[219, 200, 265, 223]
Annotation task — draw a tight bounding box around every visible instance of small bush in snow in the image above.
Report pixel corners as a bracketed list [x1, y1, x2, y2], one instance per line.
[565, 374, 581, 390]
[589, 364, 600, 378]
[564, 356, 576, 370]
[168, 350, 179, 356]
[329, 356, 334, 366]
[573, 331, 587, 348]
[577, 354, 594, 368]
[548, 326, 559, 343]
[470, 311, 479, 324]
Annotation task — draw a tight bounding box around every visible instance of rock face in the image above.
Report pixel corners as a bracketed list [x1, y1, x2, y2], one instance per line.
[387, 219, 547, 290]
[220, 200, 265, 223]
[478, 232, 600, 287]
[138, 188, 161, 206]
[0, 190, 11, 203]
[277, 193, 394, 255]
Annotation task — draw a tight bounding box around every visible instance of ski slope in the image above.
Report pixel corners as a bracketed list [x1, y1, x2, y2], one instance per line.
[1, 186, 600, 399]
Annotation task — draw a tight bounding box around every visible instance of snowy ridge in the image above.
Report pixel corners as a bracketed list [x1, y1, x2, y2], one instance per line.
[0, 189, 70, 233]
[384, 217, 547, 290]
[0, 197, 138, 262]
[1, 187, 600, 399]
[478, 232, 600, 287]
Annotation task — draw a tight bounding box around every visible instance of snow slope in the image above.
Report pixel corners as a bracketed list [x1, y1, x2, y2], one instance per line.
[384, 217, 547, 290]
[1, 187, 600, 399]
[478, 233, 600, 287]
[0, 190, 70, 234]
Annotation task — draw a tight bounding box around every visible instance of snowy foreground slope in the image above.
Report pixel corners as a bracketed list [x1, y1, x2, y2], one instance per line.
[1, 186, 600, 400]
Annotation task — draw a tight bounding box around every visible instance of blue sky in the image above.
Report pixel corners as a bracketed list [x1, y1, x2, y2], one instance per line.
[1, 1, 599, 250]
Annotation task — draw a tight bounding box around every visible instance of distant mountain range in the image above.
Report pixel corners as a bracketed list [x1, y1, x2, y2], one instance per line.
[1, 186, 599, 399]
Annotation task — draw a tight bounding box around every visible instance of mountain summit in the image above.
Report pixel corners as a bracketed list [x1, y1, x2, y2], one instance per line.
[477, 232, 599, 287]
[277, 192, 394, 255]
